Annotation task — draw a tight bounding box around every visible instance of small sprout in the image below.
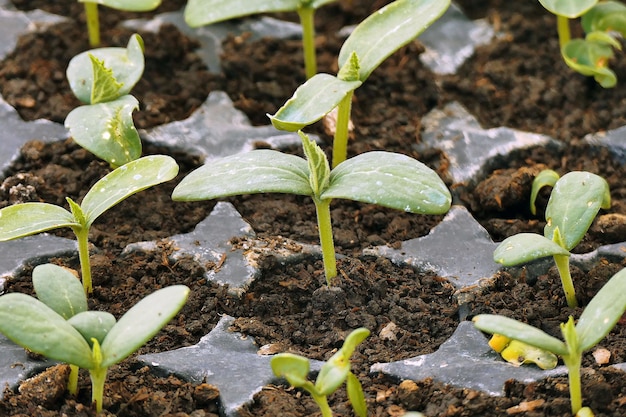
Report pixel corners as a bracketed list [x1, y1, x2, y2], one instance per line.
[494, 171, 610, 308]
[184, 0, 337, 79]
[269, 0, 451, 167]
[474, 266, 626, 416]
[271, 328, 370, 417]
[0, 155, 179, 293]
[488, 334, 558, 370]
[172, 132, 450, 285]
[66, 34, 145, 167]
[0, 263, 189, 413]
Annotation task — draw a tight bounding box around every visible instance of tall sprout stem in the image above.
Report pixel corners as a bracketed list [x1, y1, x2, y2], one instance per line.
[89, 366, 107, 413]
[74, 227, 93, 294]
[297, 6, 317, 79]
[84, 2, 101, 48]
[311, 392, 333, 417]
[332, 92, 354, 168]
[564, 355, 583, 415]
[67, 364, 79, 395]
[557, 15, 571, 49]
[314, 198, 337, 285]
[554, 254, 577, 308]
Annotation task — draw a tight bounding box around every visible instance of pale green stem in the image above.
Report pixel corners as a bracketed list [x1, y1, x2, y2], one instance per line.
[331, 92, 354, 168]
[297, 6, 317, 79]
[554, 254, 577, 308]
[89, 366, 108, 413]
[84, 2, 101, 48]
[563, 354, 583, 415]
[67, 364, 79, 395]
[311, 392, 333, 417]
[314, 198, 337, 285]
[74, 227, 93, 294]
[556, 15, 571, 49]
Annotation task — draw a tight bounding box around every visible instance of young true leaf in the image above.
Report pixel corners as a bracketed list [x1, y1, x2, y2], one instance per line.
[89, 55, 124, 104]
[32, 264, 87, 319]
[67, 311, 116, 345]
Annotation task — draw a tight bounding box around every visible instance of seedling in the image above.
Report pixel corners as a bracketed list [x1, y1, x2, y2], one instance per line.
[172, 132, 451, 285]
[0, 155, 179, 293]
[65, 34, 145, 167]
[474, 266, 626, 416]
[269, 0, 450, 167]
[79, 0, 162, 47]
[539, 0, 626, 87]
[271, 327, 370, 417]
[184, 0, 337, 79]
[0, 263, 189, 413]
[493, 171, 610, 308]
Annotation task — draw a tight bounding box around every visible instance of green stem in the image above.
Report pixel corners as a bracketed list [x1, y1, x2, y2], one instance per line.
[554, 254, 577, 308]
[563, 354, 583, 415]
[314, 198, 337, 285]
[74, 227, 93, 294]
[89, 366, 108, 413]
[67, 364, 79, 395]
[297, 6, 317, 79]
[84, 2, 101, 48]
[311, 392, 333, 417]
[556, 15, 571, 49]
[331, 92, 353, 168]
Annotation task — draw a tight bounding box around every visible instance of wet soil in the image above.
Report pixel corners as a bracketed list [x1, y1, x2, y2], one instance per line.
[2, 0, 626, 416]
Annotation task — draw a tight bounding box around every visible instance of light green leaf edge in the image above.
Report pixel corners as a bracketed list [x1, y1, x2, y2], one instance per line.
[33, 263, 87, 319]
[582, 1, 626, 35]
[100, 285, 189, 368]
[172, 150, 312, 201]
[322, 152, 451, 214]
[562, 38, 617, 88]
[576, 267, 626, 351]
[0, 293, 94, 369]
[81, 155, 179, 226]
[544, 171, 611, 250]
[185, 0, 301, 27]
[538, 0, 598, 18]
[338, 0, 450, 81]
[494, 233, 570, 266]
[473, 314, 568, 356]
[79, 0, 161, 12]
[530, 169, 560, 215]
[271, 353, 310, 387]
[269, 74, 362, 131]
[0, 202, 77, 241]
[65, 95, 141, 167]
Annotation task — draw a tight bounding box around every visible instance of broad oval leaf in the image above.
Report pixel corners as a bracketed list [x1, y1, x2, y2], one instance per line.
[544, 171, 611, 250]
[100, 285, 189, 367]
[172, 151, 312, 201]
[576, 267, 626, 351]
[0, 293, 94, 369]
[0, 202, 77, 241]
[493, 233, 570, 266]
[538, 0, 598, 18]
[81, 155, 179, 226]
[185, 0, 300, 27]
[67, 34, 145, 103]
[269, 74, 361, 131]
[473, 314, 568, 356]
[338, 0, 450, 81]
[79, 0, 161, 12]
[65, 95, 141, 167]
[582, 1, 626, 35]
[322, 152, 451, 214]
[33, 263, 87, 319]
[270, 353, 310, 387]
[562, 38, 617, 88]
[68, 311, 117, 346]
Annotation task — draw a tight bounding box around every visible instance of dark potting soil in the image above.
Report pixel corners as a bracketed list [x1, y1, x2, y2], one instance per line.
[2, 0, 626, 416]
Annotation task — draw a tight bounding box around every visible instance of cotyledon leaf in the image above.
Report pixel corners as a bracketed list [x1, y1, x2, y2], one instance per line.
[0, 202, 78, 241]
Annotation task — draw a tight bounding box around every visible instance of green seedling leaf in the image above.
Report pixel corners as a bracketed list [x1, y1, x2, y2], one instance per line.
[0, 293, 94, 369]
[323, 152, 452, 214]
[100, 285, 189, 367]
[68, 311, 116, 346]
[81, 155, 179, 226]
[346, 372, 367, 417]
[473, 314, 568, 356]
[341, 327, 371, 357]
[67, 34, 145, 103]
[544, 171, 611, 250]
[89, 54, 123, 104]
[301, 131, 330, 196]
[269, 74, 361, 131]
[33, 264, 87, 319]
[271, 353, 311, 387]
[538, 0, 598, 18]
[576, 267, 626, 351]
[0, 202, 78, 241]
[530, 169, 560, 215]
[79, 0, 162, 13]
[562, 38, 617, 87]
[337, 51, 361, 82]
[65, 95, 141, 167]
[494, 233, 570, 266]
[582, 0, 626, 34]
[338, 0, 450, 81]
[172, 151, 312, 201]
